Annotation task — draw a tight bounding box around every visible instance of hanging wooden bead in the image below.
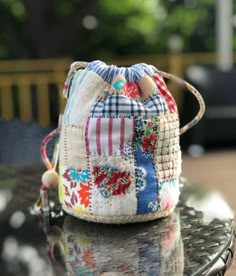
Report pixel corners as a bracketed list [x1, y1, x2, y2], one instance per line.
[42, 170, 59, 189]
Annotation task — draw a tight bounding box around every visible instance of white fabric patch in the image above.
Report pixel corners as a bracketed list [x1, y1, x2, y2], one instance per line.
[86, 117, 134, 155]
[60, 124, 87, 168]
[64, 70, 107, 126]
[89, 155, 137, 216]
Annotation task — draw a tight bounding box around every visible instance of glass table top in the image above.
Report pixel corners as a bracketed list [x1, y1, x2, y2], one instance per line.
[0, 165, 234, 276]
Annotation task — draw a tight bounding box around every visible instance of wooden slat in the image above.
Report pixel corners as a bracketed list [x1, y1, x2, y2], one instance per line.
[167, 53, 184, 108]
[0, 81, 14, 120]
[17, 78, 32, 122]
[36, 78, 50, 128]
[57, 82, 66, 113]
[0, 58, 72, 73]
[54, 72, 67, 114]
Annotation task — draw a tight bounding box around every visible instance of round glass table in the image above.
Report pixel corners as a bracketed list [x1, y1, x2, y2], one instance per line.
[0, 165, 235, 276]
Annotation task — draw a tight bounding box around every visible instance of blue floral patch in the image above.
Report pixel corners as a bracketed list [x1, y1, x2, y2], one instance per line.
[135, 145, 158, 214]
[69, 168, 89, 183]
[135, 167, 146, 191]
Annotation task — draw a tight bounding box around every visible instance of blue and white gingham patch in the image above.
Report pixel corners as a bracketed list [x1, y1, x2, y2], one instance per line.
[91, 94, 168, 117]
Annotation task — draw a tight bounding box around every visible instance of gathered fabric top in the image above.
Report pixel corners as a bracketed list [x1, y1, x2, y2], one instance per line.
[86, 60, 155, 83]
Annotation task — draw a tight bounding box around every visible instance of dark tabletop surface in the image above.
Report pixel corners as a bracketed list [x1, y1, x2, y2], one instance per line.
[0, 165, 235, 276]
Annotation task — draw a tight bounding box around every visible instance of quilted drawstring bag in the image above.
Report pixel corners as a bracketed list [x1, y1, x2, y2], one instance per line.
[38, 60, 205, 224]
[44, 211, 183, 275]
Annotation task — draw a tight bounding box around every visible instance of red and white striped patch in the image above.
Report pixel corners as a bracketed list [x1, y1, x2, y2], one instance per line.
[153, 74, 177, 113]
[86, 116, 134, 155]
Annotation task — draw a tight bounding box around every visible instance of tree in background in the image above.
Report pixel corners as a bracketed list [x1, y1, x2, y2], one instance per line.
[0, 0, 97, 58]
[0, 0, 235, 59]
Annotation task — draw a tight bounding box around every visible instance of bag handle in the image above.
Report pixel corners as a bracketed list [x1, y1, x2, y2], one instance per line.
[63, 61, 88, 98]
[36, 117, 62, 214]
[41, 115, 62, 170]
[155, 69, 205, 135]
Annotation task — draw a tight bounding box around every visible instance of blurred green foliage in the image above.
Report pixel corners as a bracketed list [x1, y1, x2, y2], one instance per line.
[0, 165, 16, 188]
[0, 0, 235, 59]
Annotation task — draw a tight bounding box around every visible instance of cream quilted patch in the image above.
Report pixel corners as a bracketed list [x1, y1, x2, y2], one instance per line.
[60, 124, 87, 168]
[154, 112, 181, 180]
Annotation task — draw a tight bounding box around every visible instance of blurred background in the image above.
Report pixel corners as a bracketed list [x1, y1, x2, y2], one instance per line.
[0, 0, 236, 274]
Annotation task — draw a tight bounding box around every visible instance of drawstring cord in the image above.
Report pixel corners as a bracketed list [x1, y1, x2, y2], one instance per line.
[35, 115, 62, 214]
[63, 61, 88, 98]
[41, 115, 62, 170]
[151, 67, 205, 135]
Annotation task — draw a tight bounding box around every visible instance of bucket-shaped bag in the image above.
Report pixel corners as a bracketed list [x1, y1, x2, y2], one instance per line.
[38, 60, 205, 224]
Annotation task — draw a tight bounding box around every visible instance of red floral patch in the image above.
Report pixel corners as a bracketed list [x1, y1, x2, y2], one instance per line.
[141, 132, 157, 152]
[78, 181, 91, 208]
[124, 82, 140, 100]
[71, 192, 78, 205]
[92, 166, 132, 197]
[63, 169, 71, 182]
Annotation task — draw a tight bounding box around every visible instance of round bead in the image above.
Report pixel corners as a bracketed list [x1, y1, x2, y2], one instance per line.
[41, 170, 59, 188]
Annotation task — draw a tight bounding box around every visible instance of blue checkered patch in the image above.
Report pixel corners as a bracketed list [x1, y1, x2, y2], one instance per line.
[91, 94, 168, 117]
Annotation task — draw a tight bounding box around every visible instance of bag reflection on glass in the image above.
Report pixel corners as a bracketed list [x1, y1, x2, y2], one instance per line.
[43, 210, 183, 276]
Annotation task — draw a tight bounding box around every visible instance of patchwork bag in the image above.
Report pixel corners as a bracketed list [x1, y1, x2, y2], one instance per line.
[38, 60, 205, 224]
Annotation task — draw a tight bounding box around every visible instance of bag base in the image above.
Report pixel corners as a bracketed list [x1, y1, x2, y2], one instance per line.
[62, 205, 175, 224]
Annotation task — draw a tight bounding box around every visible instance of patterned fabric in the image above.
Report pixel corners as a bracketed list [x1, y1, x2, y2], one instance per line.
[91, 94, 167, 118]
[154, 113, 181, 180]
[60, 166, 91, 215]
[92, 165, 132, 197]
[135, 145, 158, 214]
[153, 73, 177, 113]
[59, 60, 182, 222]
[86, 116, 134, 155]
[124, 82, 141, 101]
[89, 155, 137, 216]
[133, 117, 159, 214]
[134, 118, 158, 154]
[86, 60, 154, 83]
[157, 179, 179, 211]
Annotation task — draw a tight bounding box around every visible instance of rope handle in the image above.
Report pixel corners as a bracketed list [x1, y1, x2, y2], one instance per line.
[156, 69, 205, 135]
[63, 61, 88, 98]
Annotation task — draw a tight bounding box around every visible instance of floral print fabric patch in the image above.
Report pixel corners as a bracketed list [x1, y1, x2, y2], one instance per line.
[134, 118, 158, 154]
[92, 165, 132, 198]
[60, 167, 91, 214]
[135, 145, 158, 214]
[89, 155, 137, 216]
